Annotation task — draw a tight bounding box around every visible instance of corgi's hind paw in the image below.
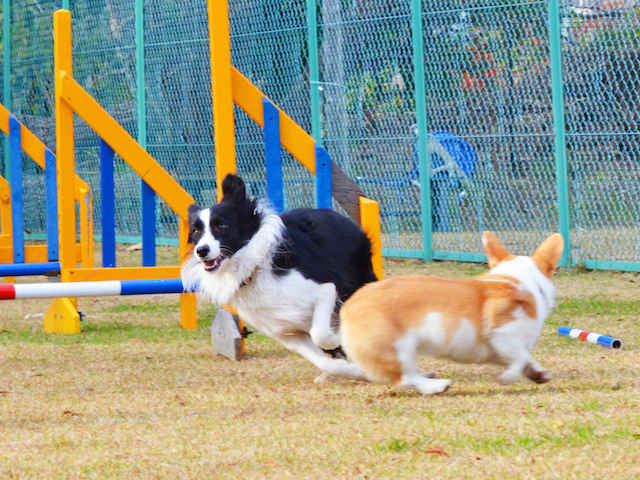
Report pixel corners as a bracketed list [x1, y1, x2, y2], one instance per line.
[524, 365, 551, 384]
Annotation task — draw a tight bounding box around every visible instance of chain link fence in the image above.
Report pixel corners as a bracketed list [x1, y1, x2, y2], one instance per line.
[0, 0, 639, 269]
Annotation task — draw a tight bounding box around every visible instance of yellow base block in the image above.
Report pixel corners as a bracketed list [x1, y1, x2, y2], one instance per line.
[44, 298, 81, 334]
[180, 293, 198, 330]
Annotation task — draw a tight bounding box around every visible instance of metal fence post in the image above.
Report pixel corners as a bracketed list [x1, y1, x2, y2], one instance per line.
[548, 0, 571, 267]
[136, 0, 156, 266]
[306, 0, 321, 142]
[3, 0, 11, 179]
[410, 0, 432, 262]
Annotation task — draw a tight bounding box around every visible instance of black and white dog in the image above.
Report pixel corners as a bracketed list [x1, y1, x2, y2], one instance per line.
[182, 174, 377, 380]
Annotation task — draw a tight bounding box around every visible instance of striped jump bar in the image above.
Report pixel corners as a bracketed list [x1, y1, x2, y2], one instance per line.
[0, 278, 192, 300]
[557, 326, 623, 349]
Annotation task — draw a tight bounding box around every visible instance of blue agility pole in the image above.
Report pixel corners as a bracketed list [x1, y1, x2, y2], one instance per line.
[0, 262, 61, 277]
[0, 278, 193, 300]
[557, 326, 623, 349]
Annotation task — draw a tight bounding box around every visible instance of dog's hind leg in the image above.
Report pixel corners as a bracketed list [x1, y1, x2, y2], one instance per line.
[489, 332, 549, 385]
[308, 283, 341, 350]
[276, 333, 367, 381]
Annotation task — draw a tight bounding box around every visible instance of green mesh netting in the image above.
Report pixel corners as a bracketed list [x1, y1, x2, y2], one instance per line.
[0, 0, 639, 268]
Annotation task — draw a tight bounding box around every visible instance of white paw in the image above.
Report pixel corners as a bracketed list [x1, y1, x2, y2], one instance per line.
[497, 370, 522, 385]
[426, 379, 452, 395]
[399, 377, 451, 395]
[309, 328, 340, 350]
[314, 372, 340, 384]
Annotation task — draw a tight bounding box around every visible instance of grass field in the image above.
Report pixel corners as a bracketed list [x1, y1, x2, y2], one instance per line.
[1, 249, 639, 479]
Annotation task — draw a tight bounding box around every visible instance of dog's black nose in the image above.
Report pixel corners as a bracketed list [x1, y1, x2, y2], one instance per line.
[196, 245, 210, 258]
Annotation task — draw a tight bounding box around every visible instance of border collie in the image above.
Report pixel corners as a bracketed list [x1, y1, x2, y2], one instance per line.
[182, 174, 377, 381]
[339, 231, 563, 394]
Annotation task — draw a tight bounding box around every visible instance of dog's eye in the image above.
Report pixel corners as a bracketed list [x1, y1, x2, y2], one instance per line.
[216, 223, 228, 230]
[192, 227, 201, 234]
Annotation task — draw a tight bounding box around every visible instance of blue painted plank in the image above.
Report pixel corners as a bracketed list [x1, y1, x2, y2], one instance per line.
[9, 115, 24, 263]
[0, 261, 60, 277]
[99, 139, 116, 268]
[263, 98, 284, 213]
[44, 148, 59, 261]
[121, 278, 185, 295]
[141, 180, 156, 266]
[315, 145, 332, 209]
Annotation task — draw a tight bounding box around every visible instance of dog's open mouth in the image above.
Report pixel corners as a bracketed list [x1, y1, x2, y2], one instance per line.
[203, 255, 225, 272]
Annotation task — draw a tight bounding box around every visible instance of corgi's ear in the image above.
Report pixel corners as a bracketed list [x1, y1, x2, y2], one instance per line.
[482, 231, 513, 268]
[532, 233, 564, 278]
[221, 174, 247, 204]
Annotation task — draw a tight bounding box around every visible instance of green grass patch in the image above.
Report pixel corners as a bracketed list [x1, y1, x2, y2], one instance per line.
[101, 302, 181, 314]
[0, 318, 212, 345]
[374, 438, 422, 453]
[555, 297, 640, 318]
[455, 423, 636, 455]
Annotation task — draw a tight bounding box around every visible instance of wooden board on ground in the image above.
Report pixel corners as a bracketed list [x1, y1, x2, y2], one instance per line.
[331, 159, 366, 225]
[211, 309, 243, 360]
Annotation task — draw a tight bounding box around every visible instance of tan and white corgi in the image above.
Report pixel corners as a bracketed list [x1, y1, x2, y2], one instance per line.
[339, 231, 564, 394]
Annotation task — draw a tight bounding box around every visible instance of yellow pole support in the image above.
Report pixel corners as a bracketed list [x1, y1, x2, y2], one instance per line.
[359, 197, 383, 280]
[179, 218, 197, 330]
[0, 175, 11, 243]
[49, 9, 80, 334]
[207, 0, 236, 200]
[0, 174, 14, 283]
[54, 9, 76, 279]
[208, 0, 245, 353]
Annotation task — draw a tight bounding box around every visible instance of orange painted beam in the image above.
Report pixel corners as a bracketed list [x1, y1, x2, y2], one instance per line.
[207, 0, 237, 200]
[231, 67, 316, 174]
[0, 175, 11, 241]
[359, 196, 383, 280]
[0, 102, 90, 200]
[65, 266, 182, 282]
[58, 73, 194, 220]
[54, 10, 78, 280]
[0, 244, 83, 264]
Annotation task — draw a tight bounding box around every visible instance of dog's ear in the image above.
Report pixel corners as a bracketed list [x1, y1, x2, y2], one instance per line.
[532, 233, 564, 278]
[482, 231, 513, 268]
[187, 204, 201, 244]
[187, 204, 200, 224]
[221, 174, 247, 204]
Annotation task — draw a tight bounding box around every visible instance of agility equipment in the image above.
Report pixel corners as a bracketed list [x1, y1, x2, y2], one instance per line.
[1, 6, 383, 361]
[50, 9, 197, 334]
[557, 326, 622, 349]
[0, 105, 93, 273]
[207, 0, 383, 280]
[0, 278, 189, 300]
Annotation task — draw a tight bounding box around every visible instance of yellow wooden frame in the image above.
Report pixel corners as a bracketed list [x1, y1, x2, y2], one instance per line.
[0, 104, 94, 268]
[0, 175, 11, 248]
[53, 9, 197, 332]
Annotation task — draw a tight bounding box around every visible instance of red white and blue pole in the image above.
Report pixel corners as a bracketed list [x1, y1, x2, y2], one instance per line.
[557, 326, 622, 349]
[0, 279, 191, 300]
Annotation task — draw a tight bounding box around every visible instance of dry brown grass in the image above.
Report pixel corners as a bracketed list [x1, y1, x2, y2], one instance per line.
[1, 249, 639, 479]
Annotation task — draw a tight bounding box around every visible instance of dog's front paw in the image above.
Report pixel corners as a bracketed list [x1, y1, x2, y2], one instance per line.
[309, 328, 340, 350]
[314, 372, 340, 384]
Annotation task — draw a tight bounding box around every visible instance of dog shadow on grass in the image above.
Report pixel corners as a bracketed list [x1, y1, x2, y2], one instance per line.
[371, 383, 602, 399]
